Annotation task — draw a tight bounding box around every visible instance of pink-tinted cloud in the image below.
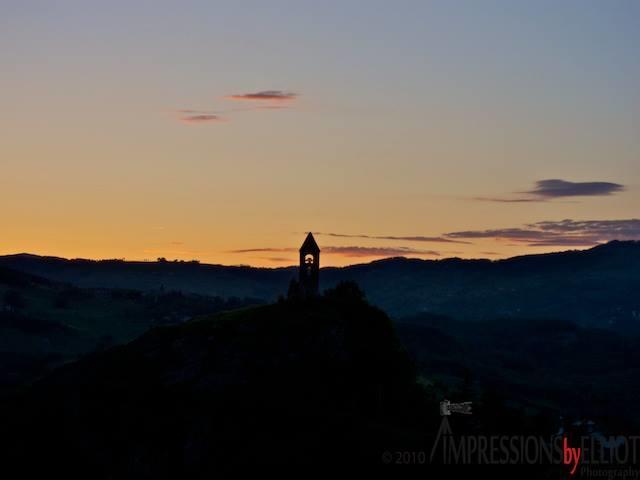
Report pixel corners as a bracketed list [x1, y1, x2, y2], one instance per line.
[226, 90, 297, 102]
[173, 94, 294, 125]
[179, 113, 223, 124]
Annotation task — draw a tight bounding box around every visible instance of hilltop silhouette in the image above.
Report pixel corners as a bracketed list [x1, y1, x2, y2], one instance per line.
[3, 284, 432, 473]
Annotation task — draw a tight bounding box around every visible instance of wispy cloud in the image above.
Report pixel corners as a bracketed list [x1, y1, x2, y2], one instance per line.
[176, 109, 212, 114]
[445, 219, 640, 247]
[315, 232, 470, 244]
[177, 111, 224, 124]
[174, 90, 297, 125]
[476, 179, 625, 203]
[473, 197, 540, 203]
[322, 246, 439, 257]
[228, 219, 639, 262]
[228, 245, 439, 258]
[226, 90, 297, 102]
[533, 219, 640, 238]
[525, 179, 624, 198]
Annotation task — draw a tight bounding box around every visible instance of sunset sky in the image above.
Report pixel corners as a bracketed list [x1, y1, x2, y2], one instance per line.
[2, 0, 639, 266]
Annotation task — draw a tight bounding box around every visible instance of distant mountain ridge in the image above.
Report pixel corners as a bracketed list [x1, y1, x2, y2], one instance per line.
[1, 240, 639, 330]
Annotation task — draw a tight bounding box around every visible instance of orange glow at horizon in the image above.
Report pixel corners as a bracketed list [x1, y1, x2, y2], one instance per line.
[0, 233, 605, 268]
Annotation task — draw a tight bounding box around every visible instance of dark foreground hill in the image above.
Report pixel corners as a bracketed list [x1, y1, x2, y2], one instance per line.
[0, 285, 614, 475]
[397, 314, 640, 429]
[2, 241, 640, 331]
[3, 284, 431, 474]
[0, 265, 259, 391]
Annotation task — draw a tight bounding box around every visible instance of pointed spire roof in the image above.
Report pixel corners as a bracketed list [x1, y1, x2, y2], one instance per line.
[300, 232, 320, 253]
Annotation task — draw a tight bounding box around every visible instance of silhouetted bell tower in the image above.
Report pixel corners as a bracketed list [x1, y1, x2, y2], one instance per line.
[299, 232, 320, 297]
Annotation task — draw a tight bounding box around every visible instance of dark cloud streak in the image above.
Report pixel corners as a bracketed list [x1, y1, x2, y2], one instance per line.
[473, 197, 539, 203]
[446, 219, 640, 247]
[179, 114, 222, 124]
[229, 245, 439, 258]
[226, 90, 297, 101]
[525, 179, 624, 198]
[476, 179, 625, 203]
[323, 246, 439, 257]
[316, 232, 470, 244]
